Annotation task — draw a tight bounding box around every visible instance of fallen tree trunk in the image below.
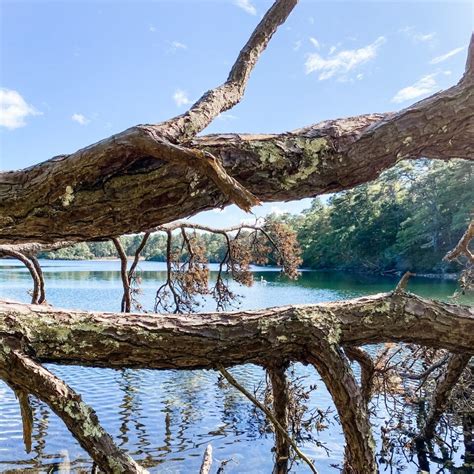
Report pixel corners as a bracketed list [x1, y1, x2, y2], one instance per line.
[1, 37, 472, 244]
[2, 291, 471, 473]
[1, 292, 472, 369]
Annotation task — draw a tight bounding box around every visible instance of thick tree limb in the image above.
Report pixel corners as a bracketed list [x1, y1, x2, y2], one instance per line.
[307, 344, 376, 473]
[0, 336, 148, 474]
[0, 292, 472, 472]
[0, 292, 472, 370]
[1, 38, 472, 244]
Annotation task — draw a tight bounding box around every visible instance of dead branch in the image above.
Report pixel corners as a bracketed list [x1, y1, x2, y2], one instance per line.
[418, 353, 472, 441]
[444, 221, 474, 264]
[267, 364, 290, 473]
[199, 444, 213, 474]
[217, 364, 318, 474]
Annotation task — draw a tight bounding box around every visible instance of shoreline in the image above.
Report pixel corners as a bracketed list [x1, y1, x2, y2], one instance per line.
[1, 257, 459, 280]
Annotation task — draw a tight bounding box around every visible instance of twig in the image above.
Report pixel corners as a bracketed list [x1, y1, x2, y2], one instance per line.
[217, 364, 318, 474]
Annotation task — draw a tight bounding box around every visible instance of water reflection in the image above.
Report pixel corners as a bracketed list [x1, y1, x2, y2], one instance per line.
[0, 260, 472, 472]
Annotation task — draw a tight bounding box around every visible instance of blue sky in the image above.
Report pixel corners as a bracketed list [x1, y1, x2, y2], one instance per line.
[1, 0, 472, 227]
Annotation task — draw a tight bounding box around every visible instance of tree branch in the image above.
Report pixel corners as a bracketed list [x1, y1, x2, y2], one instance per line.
[418, 353, 472, 441]
[1, 40, 472, 244]
[0, 336, 148, 474]
[218, 364, 318, 474]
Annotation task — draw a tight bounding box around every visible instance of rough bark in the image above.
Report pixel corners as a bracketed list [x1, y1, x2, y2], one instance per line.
[1, 36, 472, 244]
[418, 353, 472, 441]
[344, 346, 375, 405]
[0, 336, 148, 474]
[307, 344, 376, 473]
[268, 364, 290, 474]
[0, 292, 472, 370]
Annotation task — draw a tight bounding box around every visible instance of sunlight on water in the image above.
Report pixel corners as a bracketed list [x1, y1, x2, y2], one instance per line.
[0, 260, 471, 472]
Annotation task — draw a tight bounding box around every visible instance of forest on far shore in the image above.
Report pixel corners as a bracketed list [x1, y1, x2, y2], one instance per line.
[41, 159, 472, 275]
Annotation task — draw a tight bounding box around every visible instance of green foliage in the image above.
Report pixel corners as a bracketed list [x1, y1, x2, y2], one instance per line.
[295, 160, 473, 273]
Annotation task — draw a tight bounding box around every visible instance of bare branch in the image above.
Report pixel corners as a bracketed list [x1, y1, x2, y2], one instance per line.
[345, 346, 375, 405]
[160, 0, 298, 142]
[444, 220, 474, 264]
[218, 364, 318, 474]
[418, 353, 472, 441]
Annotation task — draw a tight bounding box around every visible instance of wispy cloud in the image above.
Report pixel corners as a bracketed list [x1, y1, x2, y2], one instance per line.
[167, 40, 187, 53]
[171, 40, 187, 50]
[173, 89, 191, 107]
[0, 88, 41, 129]
[309, 37, 320, 50]
[293, 40, 302, 52]
[234, 0, 256, 15]
[149, 25, 157, 33]
[430, 46, 465, 64]
[305, 36, 386, 80]
[391, 73, 438, 103]
[71, 113, 90, 125]
[400, 26, 436, 43]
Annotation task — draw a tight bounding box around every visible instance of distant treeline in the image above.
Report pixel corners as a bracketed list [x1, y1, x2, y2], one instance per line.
[42, 160, 473, 274]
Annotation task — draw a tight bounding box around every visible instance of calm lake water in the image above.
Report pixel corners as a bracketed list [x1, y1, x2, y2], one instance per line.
[0, 260, 471, 473]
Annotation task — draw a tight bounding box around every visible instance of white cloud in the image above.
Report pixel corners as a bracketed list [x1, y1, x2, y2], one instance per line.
[71, 113, 90, 125]
[356, 73, 364, 80]
[305, 36, 386, 80]
[0, 88, 41, 129]
[173, 89, 191, 107]
[328, 45, 337, 55]
[430, 46, 465, 64]
[293, 40, 302, 52]
[171, 40, 187, 50]
[309, 37, 320, 49]
[391, 73, 438, 103]
[149, 25, 156, 33]
[234, 0, 256, 15]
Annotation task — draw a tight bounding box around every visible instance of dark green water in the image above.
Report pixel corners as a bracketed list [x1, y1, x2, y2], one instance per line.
[0, 260, 471, 473]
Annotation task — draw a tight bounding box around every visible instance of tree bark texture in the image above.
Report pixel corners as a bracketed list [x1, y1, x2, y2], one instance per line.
[1, 39, 472, 244]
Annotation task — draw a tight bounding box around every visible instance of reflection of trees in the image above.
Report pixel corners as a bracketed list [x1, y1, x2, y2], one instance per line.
[117, 369, 151, 466]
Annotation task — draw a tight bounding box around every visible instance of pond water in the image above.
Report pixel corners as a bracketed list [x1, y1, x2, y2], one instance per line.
[0, 260, 471, 473]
